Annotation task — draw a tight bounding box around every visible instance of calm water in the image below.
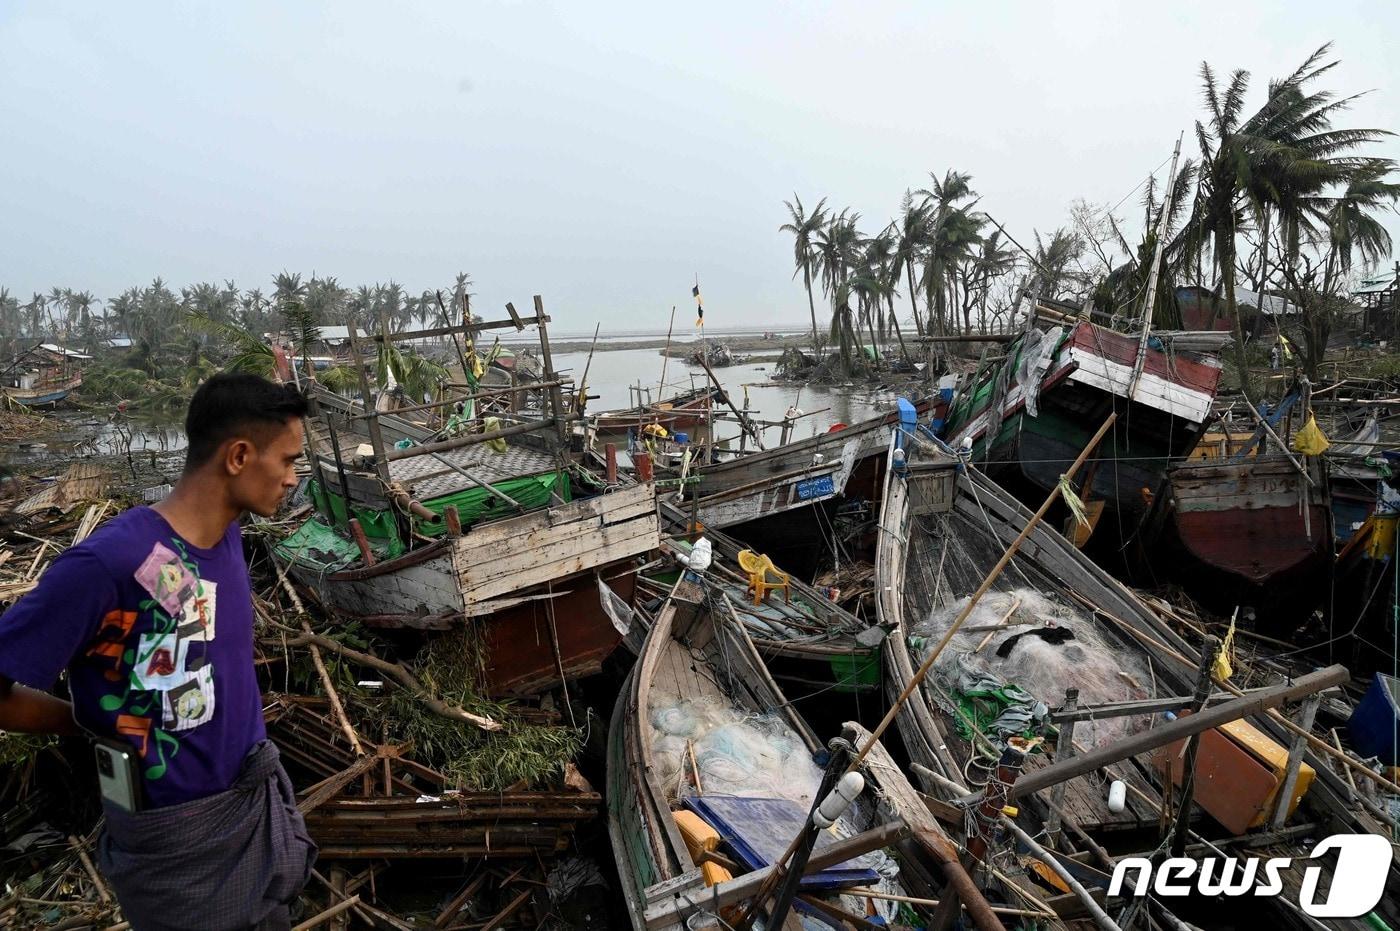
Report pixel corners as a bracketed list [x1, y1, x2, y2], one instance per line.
[9, 345, 914, 470]
[10, 415, 186, 468]
[551, 347, 909, 444]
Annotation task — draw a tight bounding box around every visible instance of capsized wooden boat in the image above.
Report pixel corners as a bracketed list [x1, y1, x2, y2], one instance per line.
[607, 573, 1003, 930]
[940, 311, 1224, 540]
[625, 506, 884, 694]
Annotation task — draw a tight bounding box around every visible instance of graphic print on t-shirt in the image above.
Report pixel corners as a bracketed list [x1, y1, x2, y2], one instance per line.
[97, 537, 220, 780]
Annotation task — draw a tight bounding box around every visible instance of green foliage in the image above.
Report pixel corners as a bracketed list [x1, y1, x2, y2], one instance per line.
[349, 627, 583, 791]
[0, 731, 57, 769]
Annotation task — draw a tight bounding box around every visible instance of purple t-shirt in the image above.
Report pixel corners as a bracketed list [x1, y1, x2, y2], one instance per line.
[0, 506, 266, 808]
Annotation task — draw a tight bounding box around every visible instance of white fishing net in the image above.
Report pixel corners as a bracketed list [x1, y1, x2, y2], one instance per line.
[911, 585, 1154, 750]
[648, 697, 825, 805]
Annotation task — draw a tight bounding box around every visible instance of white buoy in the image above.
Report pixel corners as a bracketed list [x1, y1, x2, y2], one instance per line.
[812, 772, 865, 828]
[1107, 779, 1127, 813]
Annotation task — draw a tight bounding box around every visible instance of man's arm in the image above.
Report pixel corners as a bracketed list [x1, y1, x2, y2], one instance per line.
[0, 674, 79, 736]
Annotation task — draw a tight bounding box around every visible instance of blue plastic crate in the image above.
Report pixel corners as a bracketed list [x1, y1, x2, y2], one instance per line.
[682, 795, 880, 890]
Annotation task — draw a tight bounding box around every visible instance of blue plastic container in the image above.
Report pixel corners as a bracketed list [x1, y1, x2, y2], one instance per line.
[1347, 672, 1399, 766]
[673, 432, 688, 445]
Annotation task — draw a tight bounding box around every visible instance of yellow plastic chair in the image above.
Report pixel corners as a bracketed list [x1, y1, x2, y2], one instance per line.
[737, 549, 791, 606]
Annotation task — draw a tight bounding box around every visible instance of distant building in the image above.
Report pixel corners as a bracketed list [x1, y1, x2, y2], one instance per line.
[1355, 265, 1399, 337]
[1174, 285, 1299, 335]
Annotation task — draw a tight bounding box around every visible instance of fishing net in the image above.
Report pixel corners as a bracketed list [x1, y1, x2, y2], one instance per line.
[908, 513, 1155, 752]
[647, 697, 825, 806]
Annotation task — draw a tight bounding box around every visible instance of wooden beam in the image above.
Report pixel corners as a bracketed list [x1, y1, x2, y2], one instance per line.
[1269, 693, 1321, 829]
[913, 334, 1016, 343]
[978, 664, 1349, 804]
[298, 753, 381, 814]
[367, 314, 548, 343]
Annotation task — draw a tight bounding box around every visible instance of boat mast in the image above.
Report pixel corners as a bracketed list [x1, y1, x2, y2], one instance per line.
[1127, 134, 1183, 396]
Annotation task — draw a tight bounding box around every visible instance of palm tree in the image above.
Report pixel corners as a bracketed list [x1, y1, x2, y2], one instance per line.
[304, 276, 348, 326]
[780, 195, 829, 351]
[1318, 160, 1400, 285]
[272, 271, 306, 335]
[23, 293, 47, 338]
[917, 170, 982, 335]
[1184, 43, 1393, 397]
[814, 209, 863, 372]
[893, 192, 931, 336]
[960, 231, 1018, 332]
[452, 272, 475, 323]
[0, 288, 20, 353]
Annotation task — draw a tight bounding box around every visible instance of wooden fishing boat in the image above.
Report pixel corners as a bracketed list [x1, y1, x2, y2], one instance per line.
[587, 384, 715, 450]
[877, 421, 1400, 927]
[1134, 386, 1334, 623]
[607, 572, 1011, 930]
[677, 396, 946, 575]
[625, 507, 884, 695]
[940, 311, 1224, 541]
[877, 423, 1203, 833]
[276, 303, 661, 697]
[2, 343, 88, 407]
[1152, 453, 1331, 617]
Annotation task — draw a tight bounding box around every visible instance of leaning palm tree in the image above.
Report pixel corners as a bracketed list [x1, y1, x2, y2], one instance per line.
[1318, 160, 1400, 285]
[780, 195, 829, 351]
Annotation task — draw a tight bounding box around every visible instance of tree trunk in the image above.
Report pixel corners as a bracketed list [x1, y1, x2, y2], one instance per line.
[803, 266, 822, 353]
[864, 296, 880, 367]
[887, 292, 910, 362]
[1221, 232, 1252, 400]
[1256, 208, 1271, 296]
[906, 258, 924, 336]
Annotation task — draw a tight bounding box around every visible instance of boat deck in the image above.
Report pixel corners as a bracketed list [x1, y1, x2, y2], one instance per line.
[649, 636, 728, 709]
[309, 416, 558, 500]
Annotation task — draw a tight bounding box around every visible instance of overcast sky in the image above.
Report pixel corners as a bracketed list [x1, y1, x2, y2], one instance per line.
[2, 1, 1397, 333]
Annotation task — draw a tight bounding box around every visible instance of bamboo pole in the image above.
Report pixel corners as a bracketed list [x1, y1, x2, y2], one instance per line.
[272, 561, 364, 756]
[292, 895, 360, 931]
[840, 889, 1055, 920]
[658, 306, 676, 398]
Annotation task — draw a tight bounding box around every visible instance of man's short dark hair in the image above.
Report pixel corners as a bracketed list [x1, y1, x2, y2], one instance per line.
[184, 373, 309, 470]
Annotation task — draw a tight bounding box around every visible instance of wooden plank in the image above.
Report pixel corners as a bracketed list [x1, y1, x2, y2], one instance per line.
[298, 753, 381, 814]
[366, 313, 548, 343]
[458, 513, 658, 601]
[459, 504, 653, 583]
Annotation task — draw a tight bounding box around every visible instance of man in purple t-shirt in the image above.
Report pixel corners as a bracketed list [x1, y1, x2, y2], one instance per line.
[0, 373, 317, 930]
